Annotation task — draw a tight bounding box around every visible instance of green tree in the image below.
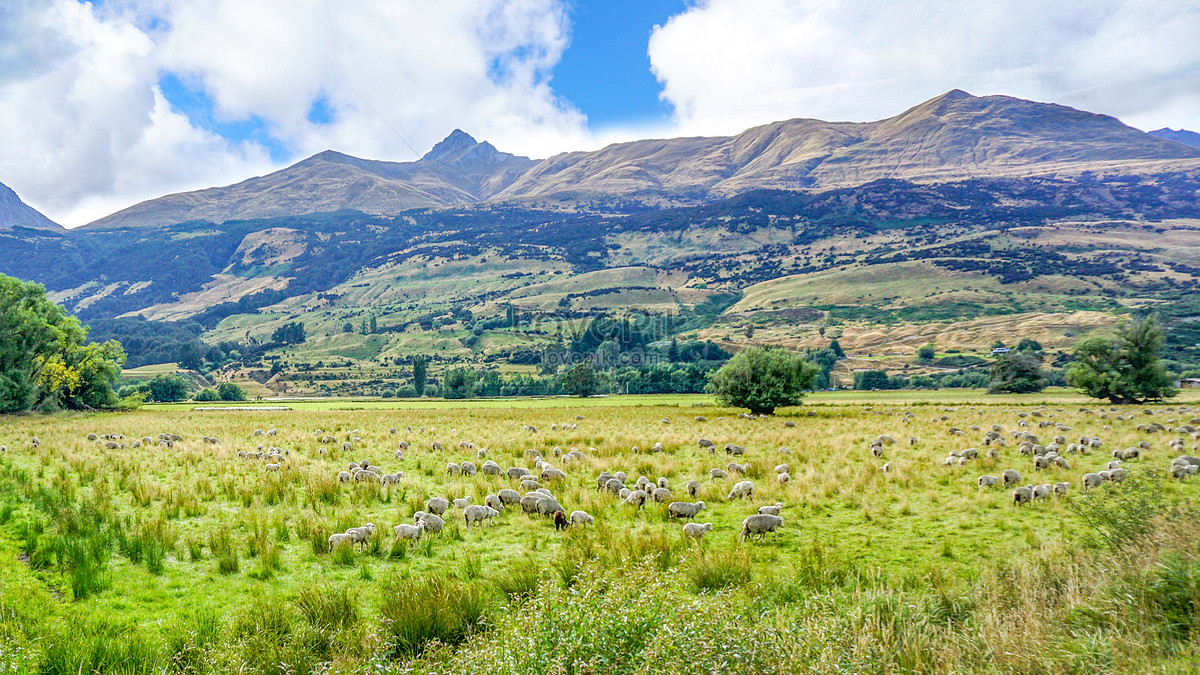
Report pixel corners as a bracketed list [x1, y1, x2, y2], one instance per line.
[829, 339, 845, 358]
[440, 367, 477, 399]
[989, 351, 1046, 394]
[853, 370, 893, 390]
[667, 337, 679, 363]
[706, 347, 818, 415]
[916, 343, 936, 363]
[193, 388, 220, 402]
[0, 274, 125, 413]
[146, 373, 191, 402]
[217, 382, 247, 401]
[271, 322, 306, 345]
[1066, 317, 1177, 404]
[342, 322, 353, 333]
[369, 315, 378, 334]
[1015, 338, 1043, 353]
[178, 342, 204, 370]
[412, 355, 429, 397]
[562, 362, 598, 398]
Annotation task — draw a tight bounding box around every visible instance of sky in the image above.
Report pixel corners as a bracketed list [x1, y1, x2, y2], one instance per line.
[1, 0, 1198, 227]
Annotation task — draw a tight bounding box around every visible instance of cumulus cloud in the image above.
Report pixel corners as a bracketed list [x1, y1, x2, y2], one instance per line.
[0, 0, 587, 226]
[648, 0, 1200, 136]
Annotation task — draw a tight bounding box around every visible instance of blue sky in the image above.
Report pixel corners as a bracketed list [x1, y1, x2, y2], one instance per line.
[551, 0, 686, 131]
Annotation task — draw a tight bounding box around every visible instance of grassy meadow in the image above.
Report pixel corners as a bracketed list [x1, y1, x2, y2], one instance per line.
[2, 393, 1200, 673]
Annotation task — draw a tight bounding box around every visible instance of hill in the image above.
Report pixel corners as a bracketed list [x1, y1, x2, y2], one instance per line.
[1150, 127, 1200, 149]
[85, 91, 1200, 229]
[0, 181, 62, 231]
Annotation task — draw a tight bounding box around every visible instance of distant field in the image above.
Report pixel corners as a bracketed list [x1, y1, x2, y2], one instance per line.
[3, 394, 1198, 673]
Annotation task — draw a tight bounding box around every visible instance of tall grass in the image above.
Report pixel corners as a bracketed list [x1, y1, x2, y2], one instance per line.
[379, 573, 492, 657]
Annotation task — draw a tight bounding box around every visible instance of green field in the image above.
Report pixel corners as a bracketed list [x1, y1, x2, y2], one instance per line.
[2, 394, 1199, 673]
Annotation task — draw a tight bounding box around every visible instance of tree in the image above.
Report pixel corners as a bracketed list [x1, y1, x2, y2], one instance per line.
[562, 362, 598, 398]
[342, 322, 354, 333]
[829, 339, 845, 358]
[412, 355, 429, 397]
[667, 337, 679, 363]
[0, 274, 125, 413]
[272, 322, 306, 345]
[217, 382, 247, 401]
[706, 346, 819, 415]
[178, 342, 204, 370]
[1066, 317, 1177, 404]
[193, 388, 220, 401]
[369, 315, 378, 334]
[989, 351, 1046, 394]
[853, 370, 893, 390]
[146, 373, 191, 402]
[916, 343, 936, 363]
[1015, 338, 1043, 353]
[440, 367, 476, 399]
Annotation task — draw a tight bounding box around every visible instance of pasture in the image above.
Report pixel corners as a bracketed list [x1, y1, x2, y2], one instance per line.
[1, 395, 1199, 674]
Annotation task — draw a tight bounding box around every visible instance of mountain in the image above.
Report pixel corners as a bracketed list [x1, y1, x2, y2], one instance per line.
[0, 182, 62, 231]
[1150, 128, 1200, 149]
[84, 91, 1200, 229]
[87, 130, 536, 229]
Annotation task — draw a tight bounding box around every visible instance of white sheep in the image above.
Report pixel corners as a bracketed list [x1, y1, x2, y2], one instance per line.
[393, 522, 425, 545]
[683, 522, 713, 542]
[570, 510, 594, 526]
[463, 504, 499, 529]
[740, 514, 784, 541]
[668, 501, 706, 520]
[727, 480, 754, 500]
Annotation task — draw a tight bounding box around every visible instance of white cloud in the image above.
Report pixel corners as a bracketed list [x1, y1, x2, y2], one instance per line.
[0, 0, 588, 226]
[648, 0, 1200, 136]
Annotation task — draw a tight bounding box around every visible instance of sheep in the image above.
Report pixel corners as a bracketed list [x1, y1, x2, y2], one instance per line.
[381, 472, 404, 484]
[623, 489, 649, 508]
[554, 510, 569, 530]
[698, 438, 715, 451]
[460, 461, 477, 476]
[520, 494, 542, 513]
[1032, 484, 1053, 501]
[978, 475, 999, 488]
[426, 497, 450, 515]
[668, 501, 706, 520]
[683, 522, 713, 542]
[328, 532, 355, 550]
[509, 467, 532, 481]
[521, 479, 542, 492]
[481, 461, 503, 476]
[726, 462, 747, 475]
[414, 511, 445, 536]
[757, 502, 784, 516]
[727, 480, 754, 500]
[740, 514, 784, 541]
[447, 463, 461, 476]
[1109, 468, 1128, 483]
[774, 464, 790, 475]
[618, 488, 631, 500]
[535, 496, 564, 517]
[464, 505, 499, 529]
[541, 467, 567, 482]
[1033, 455, 1052, 470]
[497, 488, 522, 505]
[1002, 469, 1022, 487]
[603, 478, 624, 495]
[570, 510, 594, 526]
[651, 487, 672, 502]
[1081, 473, 1103, 492]
[265, 463, 282, 472]
[1012, 485, 1034, 506]
[452, 497, 472, 509]
[1053, 482, 1070, 496]
[484, 494, 504, 511]
[725, 444, 746, 456]
[777, 472, 790, 484]
[686, 480, 700, 498]
[393, 522, 425, 545]
[353, 469, 381, 483]
[345, 523, 376, 550]
[709, 468, 728, 481]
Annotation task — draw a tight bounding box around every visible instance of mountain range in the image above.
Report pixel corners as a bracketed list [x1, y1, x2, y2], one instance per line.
[3, 89, 1200, 377]
[83, 90, 1200, 230]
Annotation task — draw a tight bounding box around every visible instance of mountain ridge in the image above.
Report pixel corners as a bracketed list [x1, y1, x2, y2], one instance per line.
[0, 182, 63, 231]
[83, 91, 1200, 230]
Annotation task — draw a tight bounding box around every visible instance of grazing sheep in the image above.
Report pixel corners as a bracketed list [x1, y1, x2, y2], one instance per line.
[1002, 469, 1022, 487]
[1081, 473, 1103, 492]
[683, 522, 713, 541]
[536, 496, 564, 516]
[541, 467, 567, 482]
[345, 523, 376, 550]
[426, 497, 450, 515]
[464, 505, 499, 529]
[393, 522, 425, 545]
[668, 501, 706, 520]
[777, 472, 790, 484]
[757, 502, 784, 516]
[618, 488, 632, 500]
[481, 461, 503, 476]
[978, 475, 999, 488]
[497, 488, 522, 505]
[413, 511, 445, 536]
[570, 510, 594, 526]
[725, 444, 746, 456]
[1053, 482, 1070, 496]
[328, 533, 355, 550]
[484, 494, 504, 511]
[774, 464, 790, 475]
[509, 467, 532, 481]
[727, 480, 754, 500]
[447, 462, 461, 476]
[554, 510, 569, 531]
[709, 468, 728, 481]
[698, 438, 715, 451]
[452, 497, 472, 509]
[353, 469, 381, 483]
[1032, 484, 1053, 501]
[382, 472, 404, 484]
[623, 489, 649, 507]
[651, 487, 672, 502]
[740, 514, 784, 542]
[521, 479, 542, 492]
[727, 462, 747, 475]
[686, 480, 700, 498]
[460, 461, 477, 476]
[1109, 468, 1128, 483]
[1012, 486, 1034, 506]
[265, 463, 282, 472]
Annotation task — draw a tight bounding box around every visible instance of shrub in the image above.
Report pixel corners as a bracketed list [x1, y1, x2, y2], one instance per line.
[707, 346, 819, 415]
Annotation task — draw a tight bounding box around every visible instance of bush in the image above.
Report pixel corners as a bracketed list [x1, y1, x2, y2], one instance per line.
[378, 573, 491, 657]
[192, 388, 220, 402]
[707, 346, 819, 414]
[217, 382, 246, 401]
